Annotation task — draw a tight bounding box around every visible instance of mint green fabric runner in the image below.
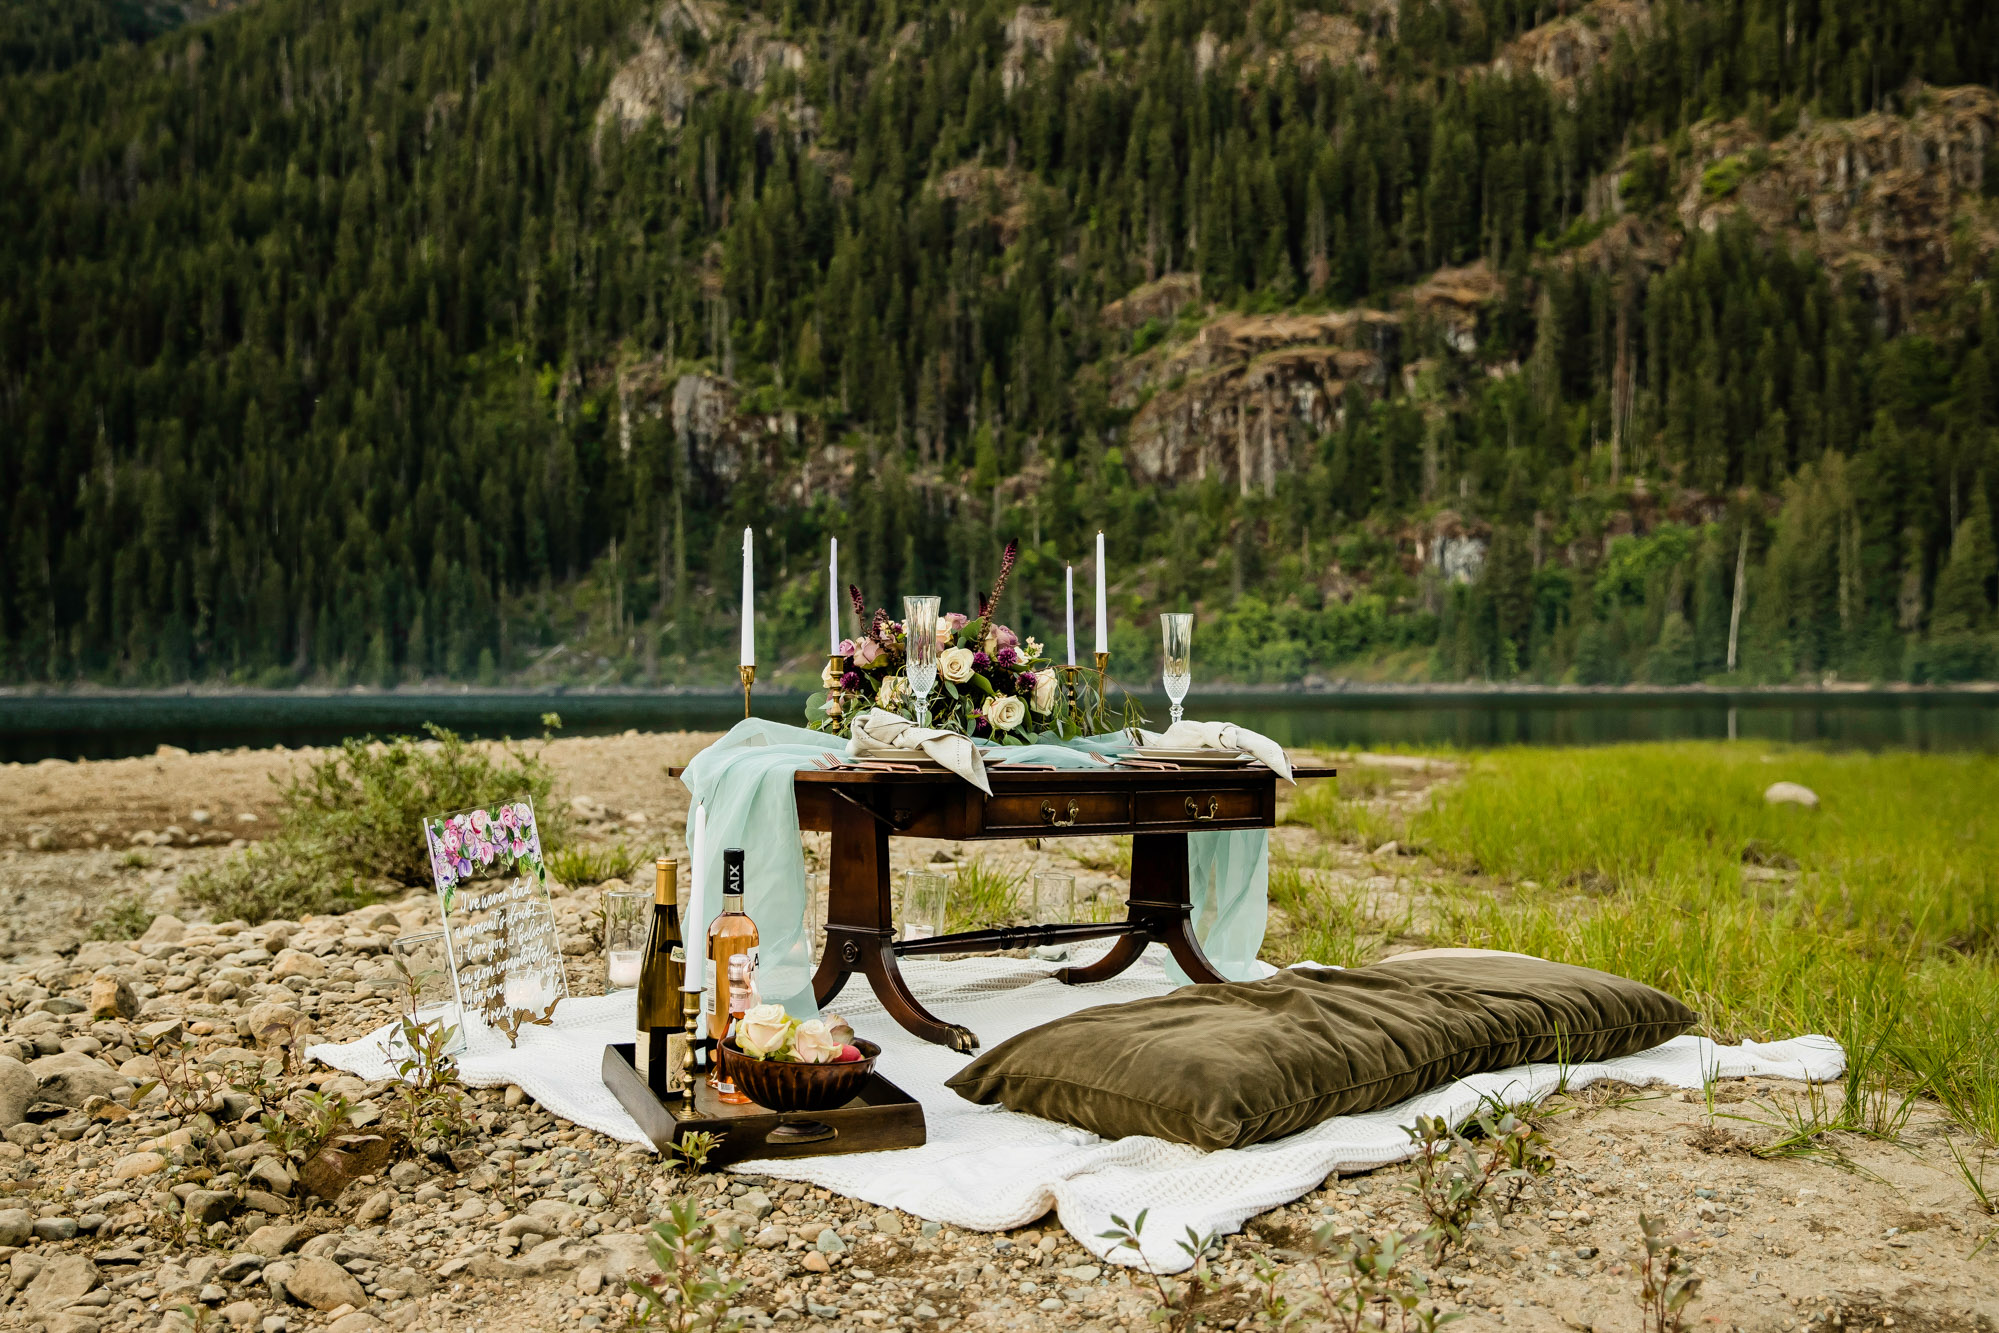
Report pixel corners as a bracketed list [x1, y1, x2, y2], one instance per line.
[678, 719, 1271, 1019]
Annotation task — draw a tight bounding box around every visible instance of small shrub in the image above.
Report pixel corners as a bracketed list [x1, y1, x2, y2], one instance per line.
[90, 892, 156, 941]
[1262, 1224, 1458, 1332]
[186, 724, 565, 923]
[1098, 1210, 1219, 1333]
[1403, 1110, 1554, 1262]
[628, 1197, 747, 1331]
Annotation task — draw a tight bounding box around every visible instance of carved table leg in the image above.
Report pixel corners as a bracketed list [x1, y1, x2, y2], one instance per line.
[815, 792, 980, 1051]
[1058, 831, 1226, 986]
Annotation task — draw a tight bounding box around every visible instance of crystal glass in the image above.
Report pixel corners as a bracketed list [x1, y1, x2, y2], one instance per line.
[601, 886, 649, 993]
[904, 596, 940, 726]
[1031, 871, 1076, 923]
[900, 869, 949, 941]
[389, 930, 467, 1056]
[1160, 613, 1194, 726]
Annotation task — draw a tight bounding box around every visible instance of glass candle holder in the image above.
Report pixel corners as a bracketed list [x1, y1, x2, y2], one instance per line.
[900, 869, 949, 942]
[389, 929, 467, 1056]
[601, 885, 649, 992]
[1031, 871, 1077, 924]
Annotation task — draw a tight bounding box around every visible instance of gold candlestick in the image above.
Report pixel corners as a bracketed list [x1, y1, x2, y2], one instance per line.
[739, 663, 756, 719]
[826, 653, 849, 685]
[1094, 650, 1110, 679]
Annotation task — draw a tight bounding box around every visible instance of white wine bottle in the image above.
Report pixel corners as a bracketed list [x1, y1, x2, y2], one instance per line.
[634, 858, 687, 1096]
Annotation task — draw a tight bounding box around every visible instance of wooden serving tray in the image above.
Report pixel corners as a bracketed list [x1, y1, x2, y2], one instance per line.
[602, 1043, 927, 1167]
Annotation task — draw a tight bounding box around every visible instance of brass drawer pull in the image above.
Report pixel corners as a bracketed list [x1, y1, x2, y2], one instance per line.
[1041, 799, 1081, 828]
[1185, 795, 1220, 822]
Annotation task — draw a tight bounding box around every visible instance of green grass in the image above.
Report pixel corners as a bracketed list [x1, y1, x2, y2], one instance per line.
[948, 858, 1025, 931]
[548, 842, 645, 887]
[1410, 743, 1999, 1142]
[1266, 853, 1407, 968]
[1283, 773, 1405, 849]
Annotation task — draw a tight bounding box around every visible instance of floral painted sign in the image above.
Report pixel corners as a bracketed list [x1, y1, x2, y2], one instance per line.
[424, 799, 567, 1029]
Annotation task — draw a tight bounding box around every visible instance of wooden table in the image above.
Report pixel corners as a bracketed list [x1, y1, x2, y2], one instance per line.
[796, 762, 1337, 1052]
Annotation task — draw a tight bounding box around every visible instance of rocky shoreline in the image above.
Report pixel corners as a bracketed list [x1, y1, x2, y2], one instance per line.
[0, 737, 1995, 1333]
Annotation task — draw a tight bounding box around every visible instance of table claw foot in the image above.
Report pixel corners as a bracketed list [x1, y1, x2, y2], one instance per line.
[946, 1025, 981, 1054]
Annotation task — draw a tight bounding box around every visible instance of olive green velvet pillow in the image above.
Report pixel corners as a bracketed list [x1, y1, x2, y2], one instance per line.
[945, 955, 1696, 1150]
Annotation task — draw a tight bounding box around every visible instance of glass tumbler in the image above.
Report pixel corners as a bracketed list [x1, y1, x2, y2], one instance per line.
[904, 596, 941, 726]
[389, 929, 467, 1056]
[601, 885, 649, 993]
[900, 869, 949, 942]
[1032, 871, 1077, 924]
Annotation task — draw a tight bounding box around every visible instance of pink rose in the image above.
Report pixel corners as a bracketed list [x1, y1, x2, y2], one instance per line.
[851, 638, 884, 668]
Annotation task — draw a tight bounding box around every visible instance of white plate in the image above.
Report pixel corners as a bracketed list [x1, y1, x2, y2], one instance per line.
[1127, 747, 1253, 762]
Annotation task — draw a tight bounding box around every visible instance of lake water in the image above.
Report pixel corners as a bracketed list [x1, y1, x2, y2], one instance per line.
[3, 688, 1996, 762]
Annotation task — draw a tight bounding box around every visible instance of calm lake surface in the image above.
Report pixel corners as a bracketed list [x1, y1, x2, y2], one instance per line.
[3, 689, 1996, 762]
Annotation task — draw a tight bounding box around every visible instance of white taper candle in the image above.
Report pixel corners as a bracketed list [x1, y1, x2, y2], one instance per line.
[739, 528, 755, 667]
[1065, 565, 1076, 666]
[828, 537, 840, 654]
[1094, 532, 1108, 655]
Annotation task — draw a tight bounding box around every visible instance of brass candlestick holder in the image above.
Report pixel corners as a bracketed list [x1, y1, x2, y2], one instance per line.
[739, 663, 756, 719]
[1094, 650, 1110, 681]
[826, 653, 848, 687]
[674, 990, 702, 1117]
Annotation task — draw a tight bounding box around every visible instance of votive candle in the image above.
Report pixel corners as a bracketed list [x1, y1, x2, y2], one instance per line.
[606, 950, 642, 990]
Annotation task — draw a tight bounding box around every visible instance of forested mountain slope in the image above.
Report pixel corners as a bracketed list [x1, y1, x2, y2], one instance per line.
[3, 0, 1998, 689]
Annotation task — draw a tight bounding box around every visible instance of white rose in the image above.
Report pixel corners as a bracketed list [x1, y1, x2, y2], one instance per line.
[1031, 672, 1059, 714]
[939, 647, 976, 683]
[983, 695, 1026, 731]
[735, 1003, 794, 1059]
[792, 1018, 843, 1065]
[876, 674, 908, 709]
[821, 660, 844, 690]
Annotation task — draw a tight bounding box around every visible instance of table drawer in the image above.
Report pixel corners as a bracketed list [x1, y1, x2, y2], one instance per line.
[1134, 788, 1264, 828]
[982, 790, 1131, 833]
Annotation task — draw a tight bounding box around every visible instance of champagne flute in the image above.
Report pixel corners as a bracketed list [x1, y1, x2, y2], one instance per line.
[1160, 612, 1193, 728]
[904, 596, 940, 727]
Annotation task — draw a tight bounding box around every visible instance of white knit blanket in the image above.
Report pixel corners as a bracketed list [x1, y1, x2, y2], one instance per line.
[310, 949, 1844, 1273]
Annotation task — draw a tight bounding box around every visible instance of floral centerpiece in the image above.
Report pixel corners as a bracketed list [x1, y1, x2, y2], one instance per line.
[809, 539, 1074, 741]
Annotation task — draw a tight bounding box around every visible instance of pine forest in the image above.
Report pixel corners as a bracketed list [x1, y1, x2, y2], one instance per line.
[4, 0, 1999, 689]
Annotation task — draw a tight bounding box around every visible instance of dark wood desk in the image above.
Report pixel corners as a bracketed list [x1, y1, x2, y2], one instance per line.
[796, 762, 1337, 1052]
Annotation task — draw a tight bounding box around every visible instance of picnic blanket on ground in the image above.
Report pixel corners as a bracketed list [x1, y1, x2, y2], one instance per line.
[310, 946, 1844, 1273]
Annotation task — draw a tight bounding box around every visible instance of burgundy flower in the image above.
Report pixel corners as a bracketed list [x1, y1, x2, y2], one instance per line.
[1018, 670, 1037, 688]
[840, 671, 863, 691]
[849, 584, 868, 619]
[996, 646, 1021, 668]
[972, 651, 992, 672]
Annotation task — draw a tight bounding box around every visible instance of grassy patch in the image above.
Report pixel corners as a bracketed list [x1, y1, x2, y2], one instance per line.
[88, 892, 156, 941]
[1412, 743, 1999, 1141]
[948, 858, 1025, 930]
[548, 841, 645, 888]
[1283, 774, 1405, 849]
[186, 725, 566, 923]
[1264, 852, 1406, 968]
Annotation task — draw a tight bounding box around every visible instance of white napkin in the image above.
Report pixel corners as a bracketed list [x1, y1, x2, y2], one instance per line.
[1137, 719, 1294, 782]
[849, 708, 992, 795]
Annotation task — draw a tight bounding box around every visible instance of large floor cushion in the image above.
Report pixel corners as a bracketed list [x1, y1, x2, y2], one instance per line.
[945, 954, 1696, 1150]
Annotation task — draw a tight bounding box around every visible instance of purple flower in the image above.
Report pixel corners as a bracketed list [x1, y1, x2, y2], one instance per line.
[996, 646, 1021, 668]
[456, 856, 473, 876]
[972, 651, 992, 672]
[838, 638, 857, 656]
[1018, 670, 1037, 688]
[840, 670, 863, 691]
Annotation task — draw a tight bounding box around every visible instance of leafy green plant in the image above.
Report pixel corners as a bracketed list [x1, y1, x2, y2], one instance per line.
[669, 1131, 720, 1174]
[1266, 1224, 1461, 1333]
[383, 1011, 471, 1148]
[1097, 1209, 1218, 1333]
[1403, 1110, 1552, 1261]
[187, 725, 566, 923]
[1943, 1139, 1997, 1257]
[260, 1090, 353, 1159]
[625, 1198, 747, 1331]
[1635, 1214, 1701, 1333]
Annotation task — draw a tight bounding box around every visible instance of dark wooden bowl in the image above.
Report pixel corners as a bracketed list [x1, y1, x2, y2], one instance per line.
[720, 1039, 880, 1113]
